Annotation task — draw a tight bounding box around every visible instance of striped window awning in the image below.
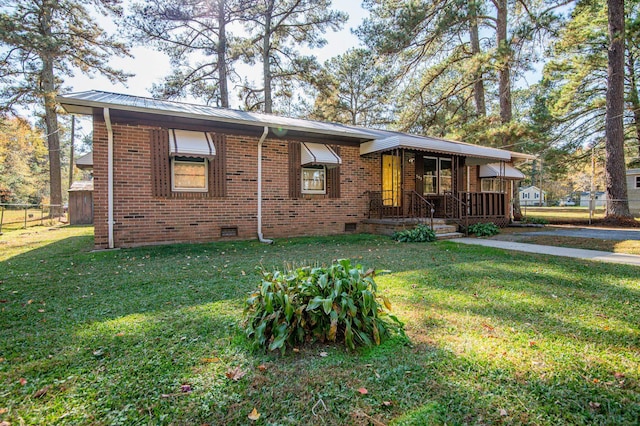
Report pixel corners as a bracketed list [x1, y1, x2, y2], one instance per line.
[169, 129, 216, 158]
[301, 142, 341, 168]
[479, 163, 525, 179]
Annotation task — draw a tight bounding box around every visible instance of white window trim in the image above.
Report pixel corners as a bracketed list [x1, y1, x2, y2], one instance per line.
[171, 157, 209, 193]
[301, 165, 327, 194]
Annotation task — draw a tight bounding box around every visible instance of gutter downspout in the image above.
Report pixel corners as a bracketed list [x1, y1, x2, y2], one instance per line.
[104, 108, 114, 249]
[257, 126, 273, 244]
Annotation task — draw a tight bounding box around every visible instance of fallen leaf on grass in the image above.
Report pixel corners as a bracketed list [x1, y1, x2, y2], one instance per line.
[33, 386, 49, 398]
[482, 323, 495, 331]
[357, 387, 368, 395]
[0, 408, 7, 414]
[18, 378, 27, 386]
[37, 309, 45, 313]
[613, 372, 625, 379]
[0, 420, 10, 426]
[201, 357, 220, 363]
[382, 401, 392, 407]
[529, 341, 536, 347]
[319, 352, 328, 357]
[226, 367, 246, 381]
[248, 407, 260, 421]
[499, 409, 508, 416]
[181, 384, 192, 393]
[589, 401, 601, 409]
[115, 332, 125, 337]
[257, 364, 268, 372]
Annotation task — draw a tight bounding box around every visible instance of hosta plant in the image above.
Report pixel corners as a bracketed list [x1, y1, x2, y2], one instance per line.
[244, 259, 405, 354]
[468, 222, 500, 237]
[392, 224, 436, 242]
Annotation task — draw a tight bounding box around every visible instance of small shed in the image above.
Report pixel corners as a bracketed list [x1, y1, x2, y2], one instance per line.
[68, 180, 94, 225]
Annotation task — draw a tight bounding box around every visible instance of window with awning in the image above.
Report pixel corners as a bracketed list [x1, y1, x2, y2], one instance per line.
[300, 142, 341, 168]
[168, 129, 216, 158]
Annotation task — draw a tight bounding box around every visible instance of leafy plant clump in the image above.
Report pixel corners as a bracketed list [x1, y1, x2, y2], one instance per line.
[244, 259, 405, 354]
[468, 222, 500, 237]
[392, 224, 436, 242]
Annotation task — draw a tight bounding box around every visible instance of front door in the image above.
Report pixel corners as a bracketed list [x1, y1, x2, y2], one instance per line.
[382, 154, 402, 213]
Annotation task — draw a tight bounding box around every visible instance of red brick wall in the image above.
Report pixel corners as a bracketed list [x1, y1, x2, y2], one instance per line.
[93, 118, 381, 249]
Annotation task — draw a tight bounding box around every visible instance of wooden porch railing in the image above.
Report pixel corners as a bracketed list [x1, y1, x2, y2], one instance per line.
[367, 191, 435, 225]
[444, 191, 507, 231]
[368, 191, 507, 230]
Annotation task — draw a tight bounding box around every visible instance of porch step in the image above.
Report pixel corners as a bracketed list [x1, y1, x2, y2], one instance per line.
[432, 224, 458, 235]
[436, 232, 465, 240]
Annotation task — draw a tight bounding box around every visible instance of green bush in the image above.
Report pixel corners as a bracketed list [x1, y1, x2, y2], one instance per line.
[244, 259, 405, 354]
[521, 216, 549, 225]
[392, 224, 436, 242]
[468, 222, 500, 237]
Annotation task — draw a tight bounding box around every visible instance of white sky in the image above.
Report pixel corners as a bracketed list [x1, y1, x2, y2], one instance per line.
[67, 2, 367, 104]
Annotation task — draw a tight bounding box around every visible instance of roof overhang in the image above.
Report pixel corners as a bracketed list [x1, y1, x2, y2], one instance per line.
[360, 135, 511, 163]
[479, 163, 525, 179]
[75, 151, 93, 170]
[56, 91, 375, 142]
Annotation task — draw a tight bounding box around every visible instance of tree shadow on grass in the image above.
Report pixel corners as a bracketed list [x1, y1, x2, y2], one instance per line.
[2, 234, 639, 424]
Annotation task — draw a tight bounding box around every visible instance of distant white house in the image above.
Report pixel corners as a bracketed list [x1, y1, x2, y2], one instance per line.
[579, 191, 607, 208]
[627, 168, 640, 213]
[519, 185, 546, 206]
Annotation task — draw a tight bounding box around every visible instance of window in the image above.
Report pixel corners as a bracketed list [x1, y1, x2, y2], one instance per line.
[301, 166, 326, 194]
[422, 156, 452, 195]
[636, 176, 640, 188]
[523, 192, 529, 199]
[481, 178, 506, 193]
[172, 157, 208, 192]
[423, 157, 437, 194]
[440, 158, 452, 193]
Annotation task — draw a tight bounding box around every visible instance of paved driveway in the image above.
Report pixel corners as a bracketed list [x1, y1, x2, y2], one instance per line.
[519, 227, 640, 241]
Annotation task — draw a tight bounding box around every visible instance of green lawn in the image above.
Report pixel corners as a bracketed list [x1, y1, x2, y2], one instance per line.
[1, 226, 639, 425]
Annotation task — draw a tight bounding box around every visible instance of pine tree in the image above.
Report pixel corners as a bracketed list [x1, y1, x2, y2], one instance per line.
[0, 0, 130, 213]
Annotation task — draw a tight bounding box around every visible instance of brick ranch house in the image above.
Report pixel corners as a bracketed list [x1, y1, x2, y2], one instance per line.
[57, 91, 534, 250]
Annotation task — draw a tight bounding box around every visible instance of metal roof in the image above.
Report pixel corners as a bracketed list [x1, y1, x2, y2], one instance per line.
[360, 133, 511, 162]
[56, 91, 375, 140]
[57, 91, 530, 163]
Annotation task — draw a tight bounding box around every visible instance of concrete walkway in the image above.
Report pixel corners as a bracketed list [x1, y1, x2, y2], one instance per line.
[451, 238, 640, 266]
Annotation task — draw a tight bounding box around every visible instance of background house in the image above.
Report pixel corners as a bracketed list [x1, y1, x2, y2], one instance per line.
[519, 185, 546, 206]
[627, 168, 640, 213]
[579, 191, 607, 208]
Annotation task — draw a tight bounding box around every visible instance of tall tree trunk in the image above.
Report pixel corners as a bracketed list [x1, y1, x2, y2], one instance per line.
[41, 3, 62, 217]
[42, 57, 62, 216]
[495, 0, 512, 124]
[469, 0, 486, 117]
[626, 46, 640, 160]
[262, 0, 273, 113]
[217, 0, 229, 108]
[605, 0, 631, 217]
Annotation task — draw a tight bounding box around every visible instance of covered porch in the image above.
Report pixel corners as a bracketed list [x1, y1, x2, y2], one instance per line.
[360, 133, 526, 231]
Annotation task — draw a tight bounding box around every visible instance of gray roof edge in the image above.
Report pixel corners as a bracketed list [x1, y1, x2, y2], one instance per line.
[56, 91, 376, 140]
